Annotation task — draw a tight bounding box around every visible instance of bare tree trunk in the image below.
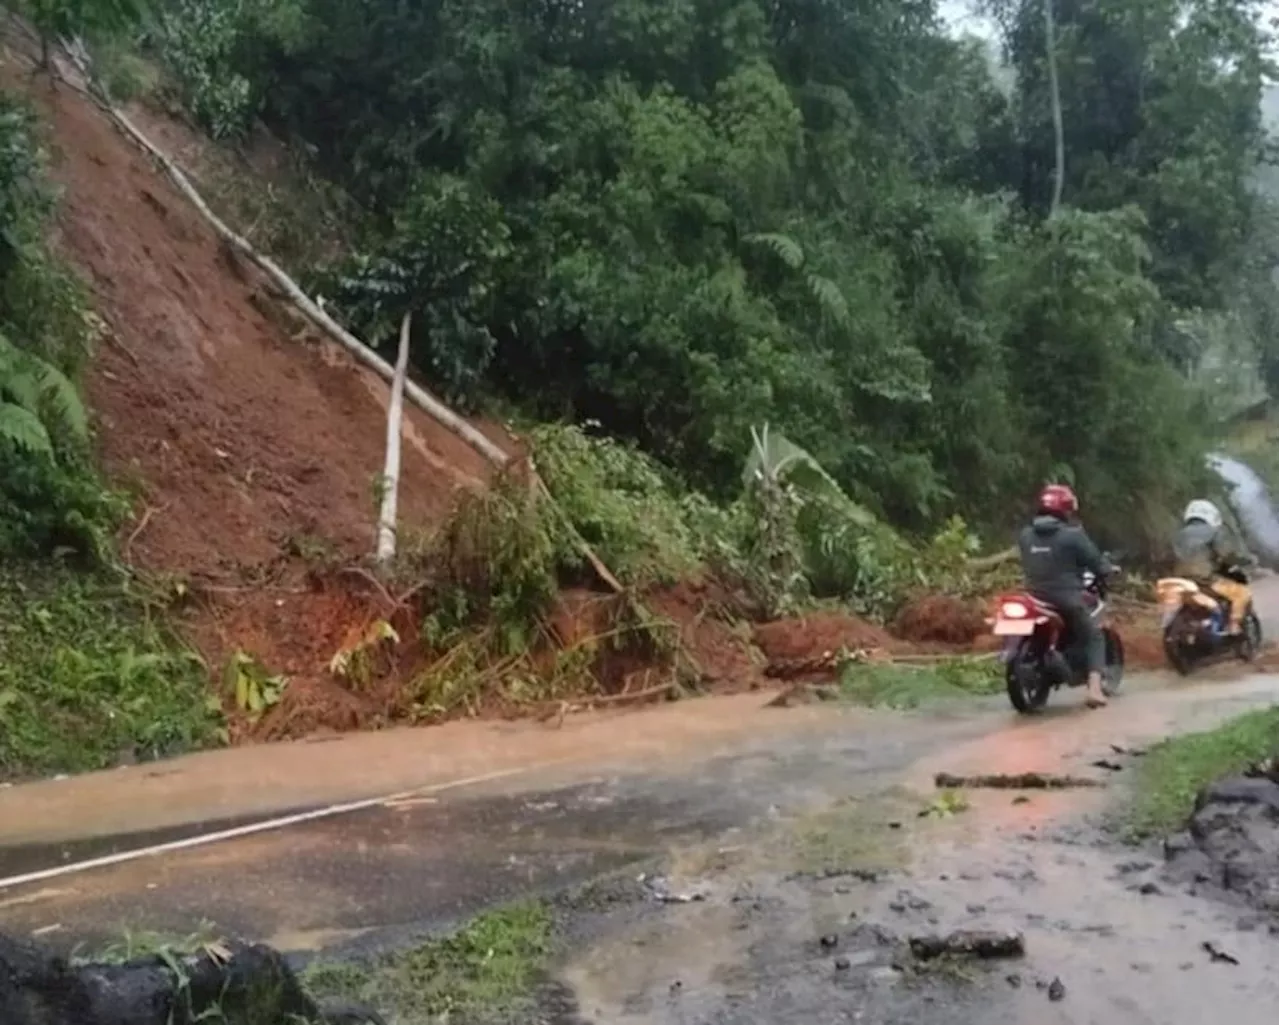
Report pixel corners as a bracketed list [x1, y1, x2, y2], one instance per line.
[1044, 0, 1065, 216]
[376, 313, 412, 563]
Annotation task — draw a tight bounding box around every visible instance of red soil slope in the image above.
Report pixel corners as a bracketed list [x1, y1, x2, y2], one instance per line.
[16, 70, 506, 580]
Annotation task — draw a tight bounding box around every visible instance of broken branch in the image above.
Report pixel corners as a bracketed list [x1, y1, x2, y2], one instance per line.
[934, 771, 1105, 790]
[909, 930, 1026, 961]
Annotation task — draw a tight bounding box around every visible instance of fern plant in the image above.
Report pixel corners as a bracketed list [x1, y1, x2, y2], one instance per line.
[743, 232, 850, 326]
[0, 330, 88, 457]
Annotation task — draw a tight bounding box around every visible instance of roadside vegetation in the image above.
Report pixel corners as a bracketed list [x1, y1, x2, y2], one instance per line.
[1126, 705, 1279, 839]
[304, 901, 553, 1023]
[837, 658, 1004, 710]
[0, 89, 218, 779]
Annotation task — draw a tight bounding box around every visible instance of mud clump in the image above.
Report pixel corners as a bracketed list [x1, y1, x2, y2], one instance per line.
[891, 595, 987, 646]
[645, 580, 763, 691]
[753, 612, 894, 663]
[1163, 761, 1280, 922]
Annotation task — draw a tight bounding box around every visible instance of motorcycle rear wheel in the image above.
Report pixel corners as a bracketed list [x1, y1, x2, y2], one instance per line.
[1006, 639, 1051, 714]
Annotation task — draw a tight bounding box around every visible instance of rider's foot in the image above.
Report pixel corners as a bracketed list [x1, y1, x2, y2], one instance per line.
[1085, 672, 1108, 708]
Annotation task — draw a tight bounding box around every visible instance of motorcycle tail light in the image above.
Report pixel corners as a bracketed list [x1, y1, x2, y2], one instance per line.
[999, 600, 1030, 619]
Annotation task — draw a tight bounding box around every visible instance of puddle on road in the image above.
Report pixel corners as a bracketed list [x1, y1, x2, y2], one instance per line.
[558, 676, 1279, 1025]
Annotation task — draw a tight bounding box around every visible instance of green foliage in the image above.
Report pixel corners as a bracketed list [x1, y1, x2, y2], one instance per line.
[152, 0, 254, 137]
[316, 173, 512, 408]
[20, 0, 148, 64]
[1126, 705, 1278, 839]
[0, 91, 121, 561]
[415, 473, 574, 656]
[838, 657, 1003, 709]
[0, 565, 221, 778]
[148, 0, 309, 138]
[305, 901, 552, 1022]
[531, 423, 710, 585]
[224, 649, 286, 719]
[149, 0, 1273, 566]
[0, 330, 87, 455]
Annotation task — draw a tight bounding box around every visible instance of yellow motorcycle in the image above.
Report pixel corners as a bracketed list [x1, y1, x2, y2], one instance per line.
[1155, 568, 1262, 675]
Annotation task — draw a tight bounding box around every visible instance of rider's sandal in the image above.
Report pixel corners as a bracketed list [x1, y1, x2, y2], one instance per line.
[1086, 695, 1109, 709]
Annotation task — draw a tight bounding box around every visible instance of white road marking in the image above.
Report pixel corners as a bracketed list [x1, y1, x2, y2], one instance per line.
[0, 761, 567, 893]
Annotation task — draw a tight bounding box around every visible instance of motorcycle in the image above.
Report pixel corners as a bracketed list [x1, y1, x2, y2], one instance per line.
[991, 567, 1125, 714]
[1155, 568, 1262, 675]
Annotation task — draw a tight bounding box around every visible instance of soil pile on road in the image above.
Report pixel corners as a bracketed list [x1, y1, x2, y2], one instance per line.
[1163, 758, 1280, 924]
[753, 611, 894, 661]
[891, 594, 987, 645]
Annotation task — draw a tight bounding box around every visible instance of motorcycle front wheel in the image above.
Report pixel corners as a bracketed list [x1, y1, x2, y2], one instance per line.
[1006, 638, 1051, 713]
[1236, 608, 1263, 662]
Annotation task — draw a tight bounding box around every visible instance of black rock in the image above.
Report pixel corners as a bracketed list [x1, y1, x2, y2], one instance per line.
[0, 931, 377, 1025]
[1047, 977, 1066, 1002]
[834, 956, 852, 971]
[820, 934, 840, 949]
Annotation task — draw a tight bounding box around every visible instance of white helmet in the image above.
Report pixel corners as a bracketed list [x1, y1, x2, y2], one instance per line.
[1183, 499, 1222, 529]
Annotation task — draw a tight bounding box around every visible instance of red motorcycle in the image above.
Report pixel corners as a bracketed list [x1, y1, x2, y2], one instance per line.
[990, 568, 1125, 713]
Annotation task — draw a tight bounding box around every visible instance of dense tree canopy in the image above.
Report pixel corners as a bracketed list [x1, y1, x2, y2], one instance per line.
[109, 0, 1280, 552]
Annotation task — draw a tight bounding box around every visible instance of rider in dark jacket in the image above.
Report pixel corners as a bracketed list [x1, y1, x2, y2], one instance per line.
[1017, 484, 1110, 708]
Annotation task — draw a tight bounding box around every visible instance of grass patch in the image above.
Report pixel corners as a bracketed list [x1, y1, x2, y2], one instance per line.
[0, 564, 220, 779]
[781, 789, 915, 877]
[837, 658, 1002, 710]
[304, 901, 553, 1023]
[71, 921, 223, 966]
[1126, 705, 1279, 838]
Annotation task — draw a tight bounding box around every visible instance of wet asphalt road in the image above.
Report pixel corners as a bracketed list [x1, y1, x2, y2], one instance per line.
[0, 685, 1276, 1025]
[0, 706, 994, 950]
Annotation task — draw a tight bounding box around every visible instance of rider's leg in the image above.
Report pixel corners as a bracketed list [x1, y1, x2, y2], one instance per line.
[1210, 577, 1250, 634]
[1062, 603, 1107, 706]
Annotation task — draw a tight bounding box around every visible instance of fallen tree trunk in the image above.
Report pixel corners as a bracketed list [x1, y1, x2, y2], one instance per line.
[0, 932, 382, 1025]
[908, 929, 1025, 961]
[967, 546, 1017, 571]
[934, 771, 1105, 790]
[55, 43, 509, 470]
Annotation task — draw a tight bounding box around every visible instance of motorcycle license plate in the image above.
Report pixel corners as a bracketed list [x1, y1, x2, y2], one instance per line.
[993, 620, 1036, 636]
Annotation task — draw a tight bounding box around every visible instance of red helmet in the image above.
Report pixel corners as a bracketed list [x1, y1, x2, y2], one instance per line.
[1037, 484, 1078, 518]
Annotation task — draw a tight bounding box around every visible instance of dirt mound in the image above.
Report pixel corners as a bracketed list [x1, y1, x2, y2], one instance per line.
[9, 65, 510, 581]
[1111, 602, 1168, 670]
[203, 573, 769, 742]
[753, 611, 894, 663]
[646, 579, 763, 692]
[184, 574, 409, 740]
[891, 594, 987, 645]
